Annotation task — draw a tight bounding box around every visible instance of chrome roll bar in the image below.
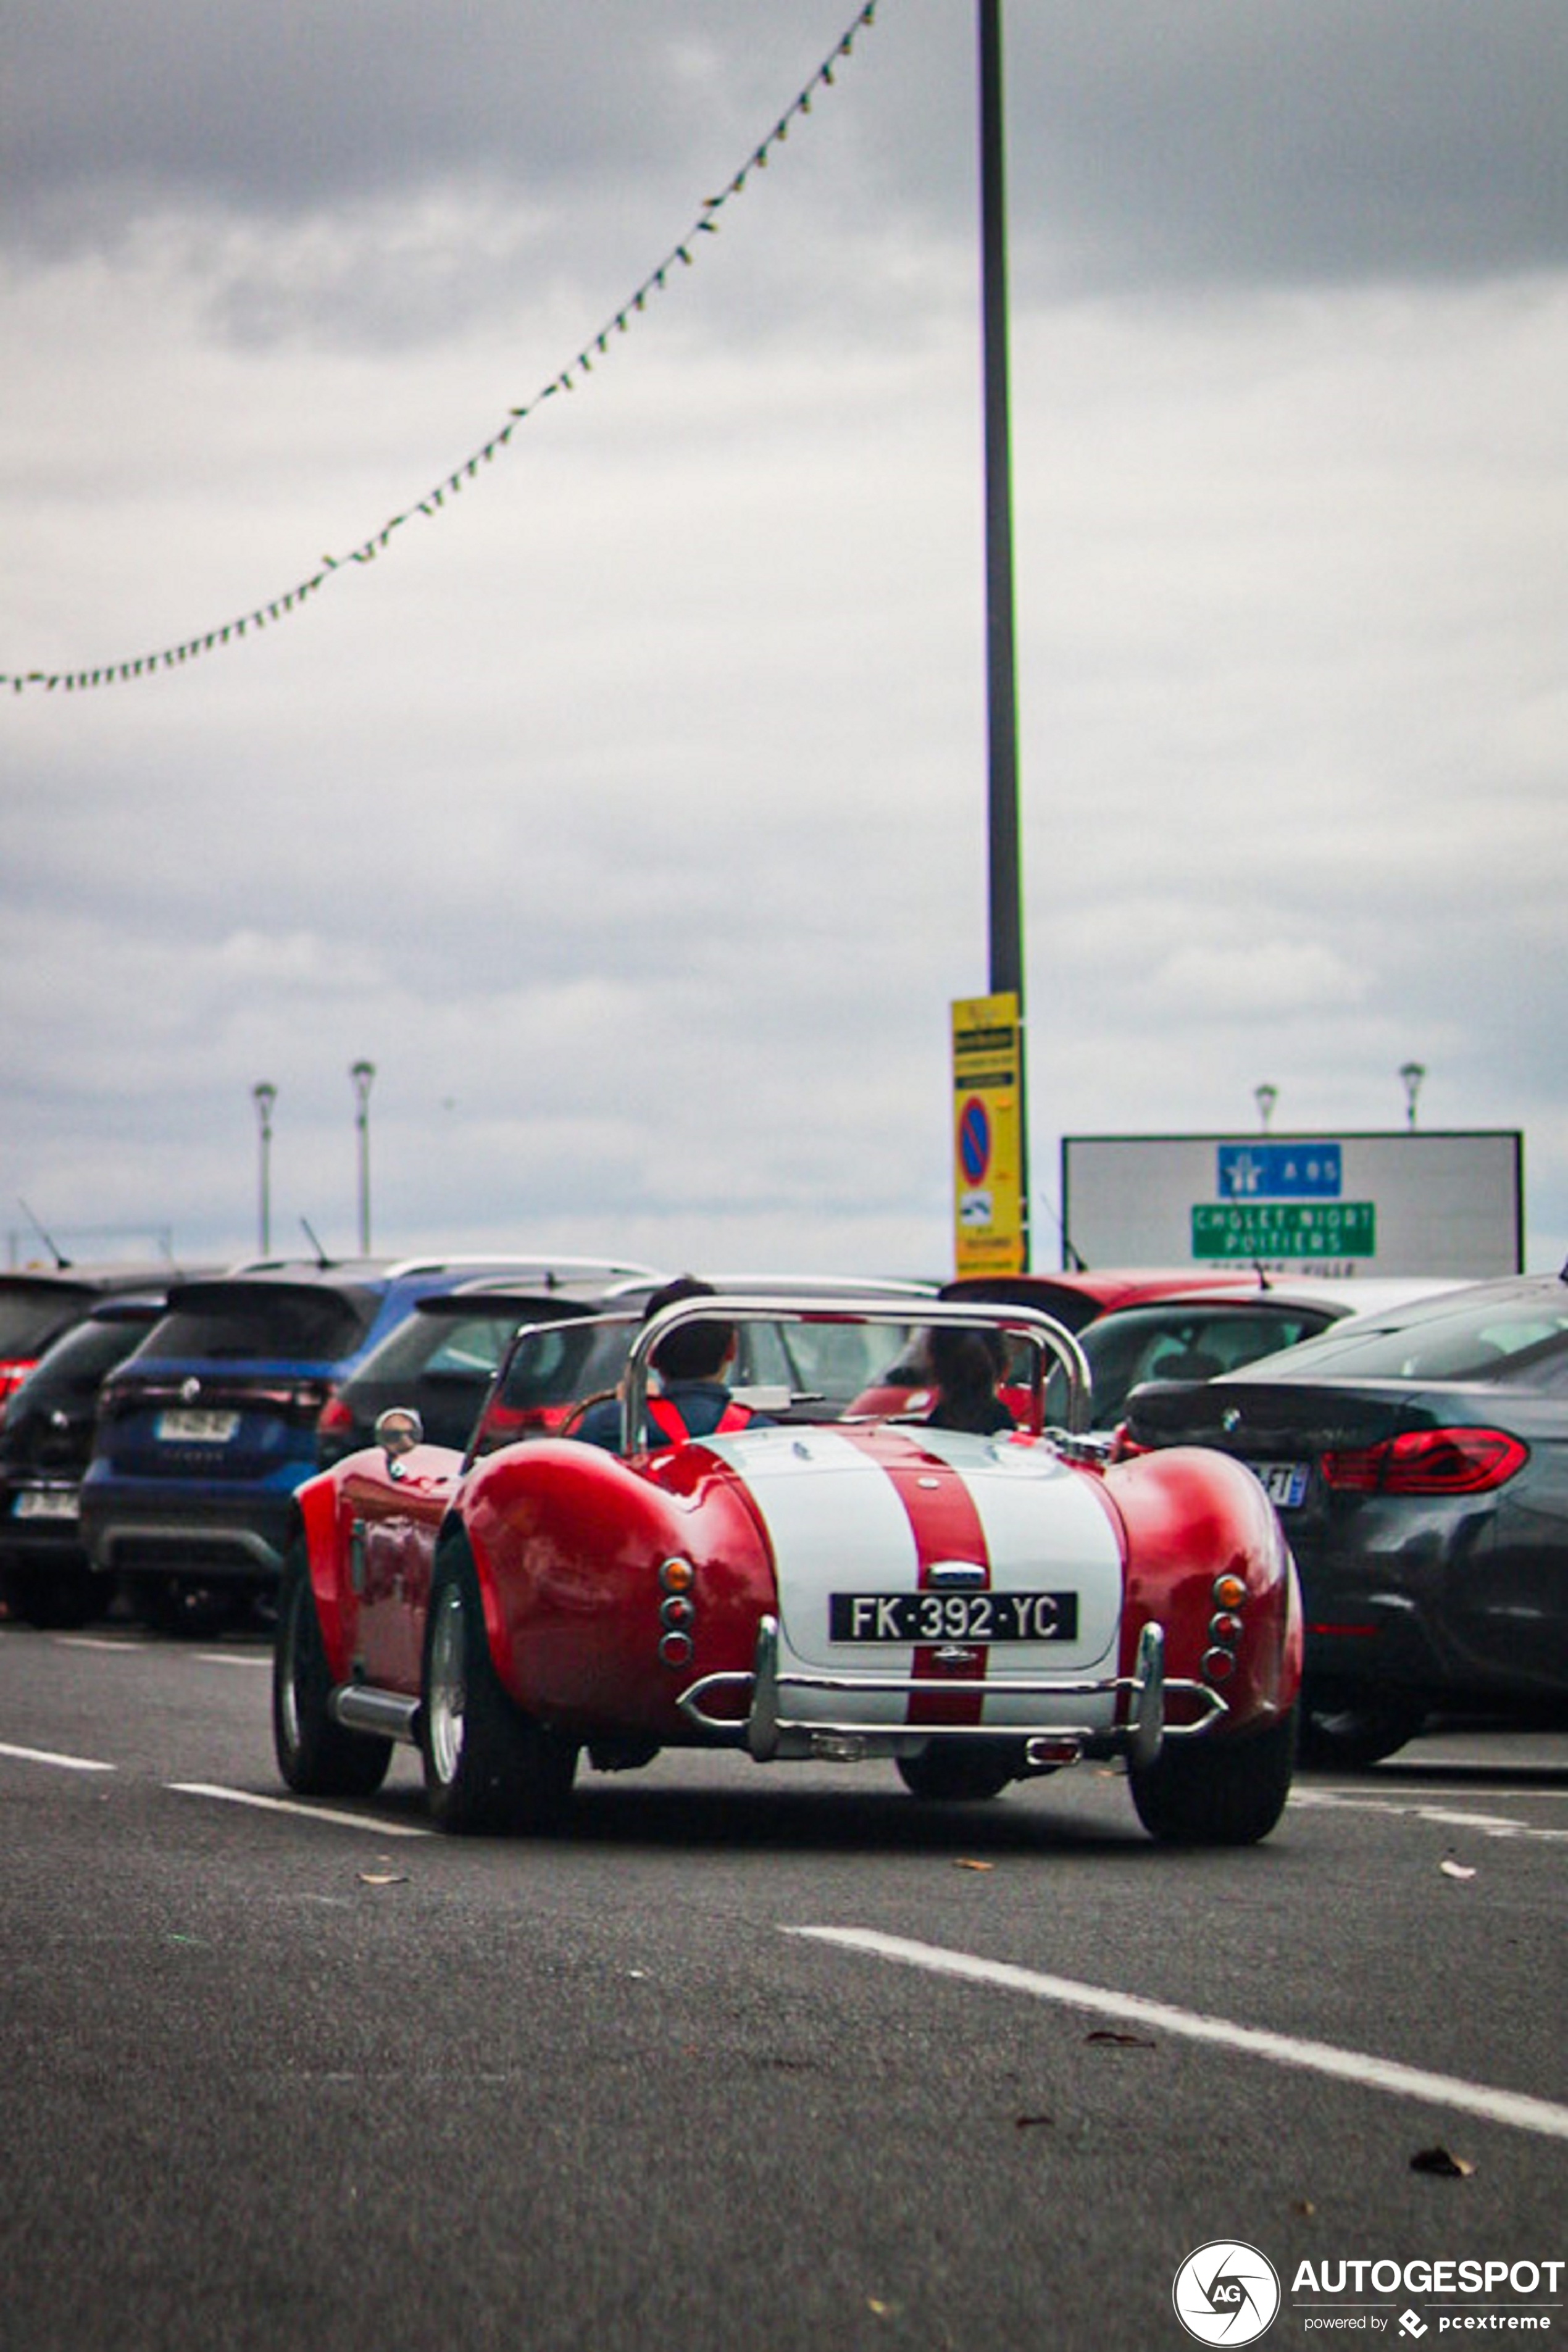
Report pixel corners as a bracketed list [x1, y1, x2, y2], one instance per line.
[619, 1293, 1092, 1456]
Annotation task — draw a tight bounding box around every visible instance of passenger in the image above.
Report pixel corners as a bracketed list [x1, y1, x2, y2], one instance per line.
[573, 1276, 764, 1451]
[924, 1325, 1015, 1437]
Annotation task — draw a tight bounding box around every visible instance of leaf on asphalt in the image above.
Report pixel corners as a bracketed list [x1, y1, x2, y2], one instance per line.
[1410, 2145, 1476, 2177]
[357, 1870, 408, 1887]
[1086, 2029, 1155, 2048]
[954, 1858, 994, 1871]
[1439, 1858, 1477, 1880]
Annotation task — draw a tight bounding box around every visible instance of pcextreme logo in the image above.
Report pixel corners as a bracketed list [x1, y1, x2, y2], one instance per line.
[1173, 2241, 1283, 2345]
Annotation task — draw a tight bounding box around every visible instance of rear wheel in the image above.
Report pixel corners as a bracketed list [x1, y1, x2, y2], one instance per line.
[1298, 1699, 1427, 1770]
[896, 1740, 1017, 1803]
[273, 1541, 392, 1798]
[420, 1543, 577, 1835]
[1128, 1708, 1296, 1846]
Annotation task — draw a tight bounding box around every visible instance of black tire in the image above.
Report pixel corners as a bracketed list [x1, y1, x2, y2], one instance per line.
[896, 1740, 1018, 1803]
[1298, 1699, 1427, 1771]
[127, 1572, 250, 1640]
[420, 1541, 577, 1835]
[0, 1557, 114, 1631]
[1128, 1708, 1297, 1846]
[273, 1542, 393, 1798]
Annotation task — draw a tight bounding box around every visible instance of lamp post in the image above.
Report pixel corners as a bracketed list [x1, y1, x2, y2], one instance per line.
[1399, 1061, 1425, 1130]
[251, 1083, 277, 1254]
[350, 1060, 375, 1252]
[1254, 1083, 1278, 1135]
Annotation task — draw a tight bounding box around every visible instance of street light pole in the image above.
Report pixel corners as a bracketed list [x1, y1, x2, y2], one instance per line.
[977, 0, 1029, 1266]
[350, 1061, 375, 1252]
[251, 1082, 277, 1254]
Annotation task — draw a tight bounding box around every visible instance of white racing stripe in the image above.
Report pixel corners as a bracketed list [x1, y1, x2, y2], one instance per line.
[168, 1782, 432, 1837]
[0, 1739, 115, 1774]
[785, 1926, 1568, 2143]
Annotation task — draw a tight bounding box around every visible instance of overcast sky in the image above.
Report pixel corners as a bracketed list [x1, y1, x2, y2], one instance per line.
[4, 0, 1565, 1283]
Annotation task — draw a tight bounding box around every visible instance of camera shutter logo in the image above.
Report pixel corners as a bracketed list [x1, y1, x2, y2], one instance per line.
[1172, 2241, 1282, 2345]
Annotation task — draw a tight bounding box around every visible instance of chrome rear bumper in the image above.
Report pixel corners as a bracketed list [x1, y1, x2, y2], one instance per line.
[677, 1616, 1227, 1766]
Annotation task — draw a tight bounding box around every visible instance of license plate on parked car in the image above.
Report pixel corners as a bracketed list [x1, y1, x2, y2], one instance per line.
[12, 1488, 78, 1521]
[830, 1590, 1078, 1643]
[1253, 1461, 1309, 1509]
[156, 1409, 240, 1443]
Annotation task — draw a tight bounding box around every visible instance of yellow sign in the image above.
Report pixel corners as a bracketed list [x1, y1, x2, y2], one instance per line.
[951, 993, 1025, 1275]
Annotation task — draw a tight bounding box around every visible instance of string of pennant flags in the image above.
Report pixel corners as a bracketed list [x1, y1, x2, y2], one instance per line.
[4, 1, 879, 698]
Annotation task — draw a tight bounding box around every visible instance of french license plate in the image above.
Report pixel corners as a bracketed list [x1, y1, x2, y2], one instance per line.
[12, 1488, 78, 1521]
[830, 1590, 1078, 1644]
[1253, 1461, 1309, 1509]
[156, 1409, 240, 1443]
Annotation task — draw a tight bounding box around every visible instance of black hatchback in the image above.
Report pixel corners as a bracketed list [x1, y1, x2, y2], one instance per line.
[0, 1296, 173, 1627]
[1120, 1269, 1568, 1765]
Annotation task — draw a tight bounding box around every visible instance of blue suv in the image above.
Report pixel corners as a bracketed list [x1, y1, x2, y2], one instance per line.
[80, 1254, 656, 1633]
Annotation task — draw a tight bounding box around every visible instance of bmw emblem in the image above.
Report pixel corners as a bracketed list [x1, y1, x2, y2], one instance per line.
[1221, 1406, 1242, 1434]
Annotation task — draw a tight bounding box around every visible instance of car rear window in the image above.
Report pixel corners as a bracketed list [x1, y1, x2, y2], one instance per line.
[14, 1313, 161, 1405]
[1230, 1296, 1568, 1388]
[494, 1320, 637, 1411]
[0, 1283, 97, 1355]
[364, 1307, 554, 1385]
[137, 1287, 373, 1364]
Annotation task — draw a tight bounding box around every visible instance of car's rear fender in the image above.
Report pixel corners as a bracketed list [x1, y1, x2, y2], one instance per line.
[1101, 1446, 1301, 1730]
[462, 1441, 774, 1736]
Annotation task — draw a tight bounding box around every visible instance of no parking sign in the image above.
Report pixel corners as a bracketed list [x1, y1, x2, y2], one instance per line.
[952, 993, 1025, 1275]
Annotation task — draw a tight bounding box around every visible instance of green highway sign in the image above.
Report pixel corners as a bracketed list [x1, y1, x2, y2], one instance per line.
[1192, 1201, 1377, 1258]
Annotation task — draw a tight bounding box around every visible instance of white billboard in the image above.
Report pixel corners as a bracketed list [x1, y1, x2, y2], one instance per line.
[1059, 1131, 1523, 1278]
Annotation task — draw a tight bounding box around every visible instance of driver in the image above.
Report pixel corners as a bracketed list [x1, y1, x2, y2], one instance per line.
[573, 1276, 764, 1450]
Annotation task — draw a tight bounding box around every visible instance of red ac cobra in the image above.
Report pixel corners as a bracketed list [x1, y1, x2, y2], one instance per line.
[273, 1295, 1301, 1843]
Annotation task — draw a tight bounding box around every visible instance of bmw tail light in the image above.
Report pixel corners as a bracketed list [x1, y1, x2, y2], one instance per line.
[1321, 1428, 1527, 1496]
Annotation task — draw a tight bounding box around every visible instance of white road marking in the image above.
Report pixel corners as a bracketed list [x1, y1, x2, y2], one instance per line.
[168, 1782, 432, 1837]
[54, 1635, 147, 1651]
[0, 1739, 115, 1774]
[193, 1652, 271, 1669]
[1291, 1787, 1568, 1843]
[786, 1926, 1568, 2144]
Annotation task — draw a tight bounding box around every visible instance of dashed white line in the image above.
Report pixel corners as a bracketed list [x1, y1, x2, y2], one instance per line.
[786, 1927, 1568, 2144]
[1291, 1787, 1568, 1843]
[168, 1782, 432, 1837]
[0, 1739, 115, 1773]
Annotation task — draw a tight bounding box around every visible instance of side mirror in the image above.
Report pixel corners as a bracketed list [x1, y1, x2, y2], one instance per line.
[375, 1406, 423, 1465]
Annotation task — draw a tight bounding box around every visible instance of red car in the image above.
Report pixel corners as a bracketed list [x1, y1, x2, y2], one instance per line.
[273, 1295, 1301, 1845]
